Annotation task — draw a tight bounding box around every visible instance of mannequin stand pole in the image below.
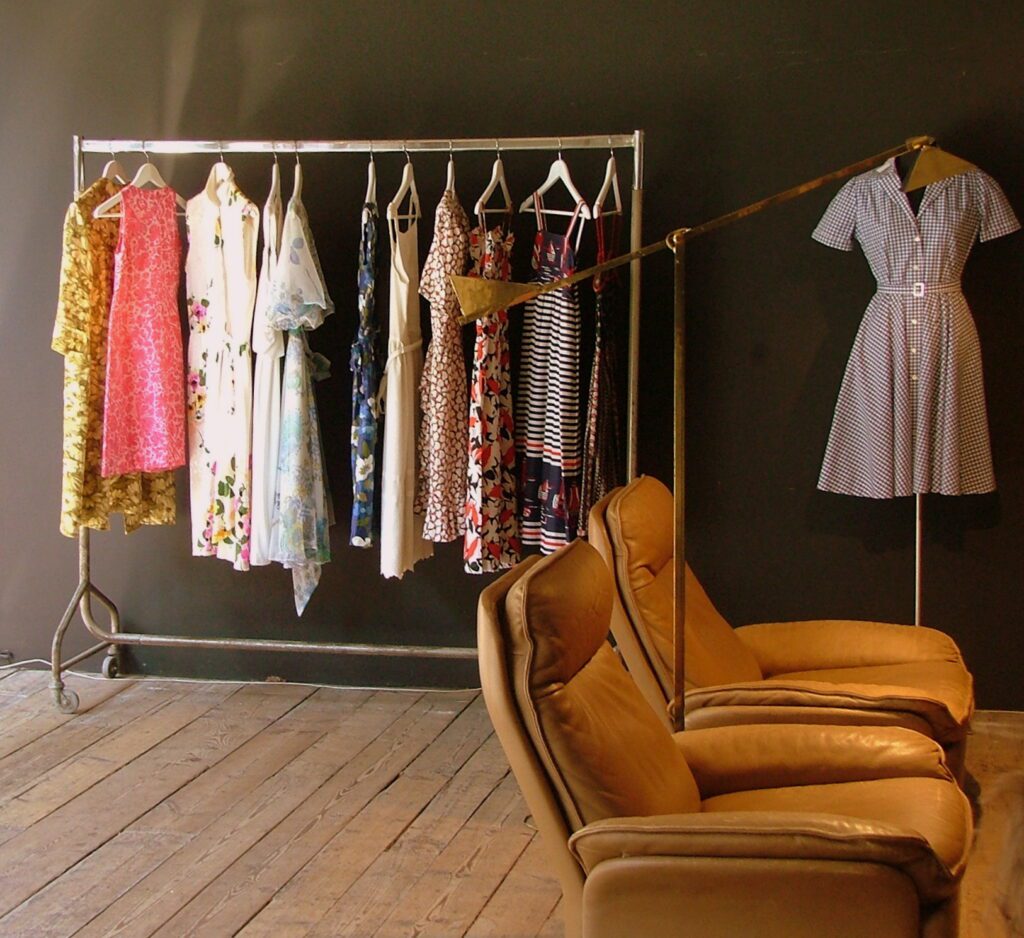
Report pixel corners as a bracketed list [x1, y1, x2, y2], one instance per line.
[915, 494, 923, 626]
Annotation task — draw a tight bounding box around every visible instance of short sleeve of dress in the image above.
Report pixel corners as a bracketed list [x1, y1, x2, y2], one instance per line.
[812, 179, 858, 252]
[52, 201, 91, 356]
[975, 170, 1021, 242]
[268, 208, 331, 331]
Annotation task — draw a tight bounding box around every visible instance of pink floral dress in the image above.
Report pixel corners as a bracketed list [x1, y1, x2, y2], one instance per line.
[102, 186, 185, 476]
[463, 222, 520, 573]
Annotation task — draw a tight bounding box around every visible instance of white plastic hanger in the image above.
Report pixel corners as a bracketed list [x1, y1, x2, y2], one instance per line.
[363, 143, 377, 218]
[445, 140, 456, 193]
[93, 145, 186, 218]
[386, 144, 421, 224]
[102, 147, 127, 185]
[290, 142, 303, 202]
[474, 140, 513, 218]
[593, 143, 623, 218]
[518, 140, 592, 220]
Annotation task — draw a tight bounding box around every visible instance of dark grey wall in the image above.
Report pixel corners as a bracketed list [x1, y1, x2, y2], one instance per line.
[1, 2, 1022, 706]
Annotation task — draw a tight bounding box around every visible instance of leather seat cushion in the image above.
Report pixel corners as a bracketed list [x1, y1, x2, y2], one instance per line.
[701, 776, 970, 884]
[768, 660, 973, 725]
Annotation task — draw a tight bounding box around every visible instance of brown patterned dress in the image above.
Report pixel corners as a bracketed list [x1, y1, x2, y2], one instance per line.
[52, 177, 175, 536]
[415, 189, 471, 542]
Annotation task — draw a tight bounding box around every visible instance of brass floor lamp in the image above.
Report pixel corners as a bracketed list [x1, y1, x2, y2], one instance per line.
[453, 136, 975, 732]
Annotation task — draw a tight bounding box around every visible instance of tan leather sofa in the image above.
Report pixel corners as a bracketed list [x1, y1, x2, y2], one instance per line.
[479, 540, 972, 938]
[587, 476, 974, 779]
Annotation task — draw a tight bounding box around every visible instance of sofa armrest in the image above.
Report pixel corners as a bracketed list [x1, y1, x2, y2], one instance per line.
[569, 810, 962, 899]
[683, 678, 968, 742]
[672, 724, 952, 797]
[735, 620, 964, 676]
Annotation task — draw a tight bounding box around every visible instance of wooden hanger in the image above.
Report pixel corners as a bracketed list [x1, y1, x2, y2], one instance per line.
[387, 145, 421, 224]
[519, 141, 592, 220]
[593, 144, 623, 218]
[93, 146, 186, 218]
[474, 141, 513, 218]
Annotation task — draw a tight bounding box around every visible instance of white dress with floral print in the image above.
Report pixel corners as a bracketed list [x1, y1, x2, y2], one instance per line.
[249, 163, 285, 567]
[186, 163, 259, 570]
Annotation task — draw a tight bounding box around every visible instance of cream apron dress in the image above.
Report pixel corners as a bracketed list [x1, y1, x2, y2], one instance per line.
[380, 210, 433, 578]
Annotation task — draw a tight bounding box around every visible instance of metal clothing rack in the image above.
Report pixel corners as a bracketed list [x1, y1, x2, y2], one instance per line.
[50, 131, 646, 713]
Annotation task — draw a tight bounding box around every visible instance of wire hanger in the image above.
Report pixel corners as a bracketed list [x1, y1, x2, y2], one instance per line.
[445, 140, 456, 193]
[93, 143, 186, 218]
[593, 138, 623, 218]
[387, 142, 421, 224]
[101, 146, 127, 185]
[519, 138, 593, 220]
[474, 139, 513, 219]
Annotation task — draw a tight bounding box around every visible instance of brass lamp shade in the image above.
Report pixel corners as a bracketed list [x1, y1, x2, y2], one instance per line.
[903, 145, 975, 192]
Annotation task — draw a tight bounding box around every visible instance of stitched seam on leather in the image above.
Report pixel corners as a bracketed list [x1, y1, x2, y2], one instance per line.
[569, 824, 954, 881]
[608, 479, 673, 701]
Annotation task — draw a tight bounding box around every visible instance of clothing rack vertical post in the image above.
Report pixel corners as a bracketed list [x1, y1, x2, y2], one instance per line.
[50, 132, 645, 713]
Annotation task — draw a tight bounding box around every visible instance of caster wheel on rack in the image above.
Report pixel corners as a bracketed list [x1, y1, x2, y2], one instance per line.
[101, 656, 119, 679]
[55, 687, 80, 714]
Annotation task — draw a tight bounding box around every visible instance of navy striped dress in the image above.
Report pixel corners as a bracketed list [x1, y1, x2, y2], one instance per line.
[517, 195, 584, 551]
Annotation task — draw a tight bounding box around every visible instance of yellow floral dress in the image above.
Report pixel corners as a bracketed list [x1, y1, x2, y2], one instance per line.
[52, 176, 176, 536]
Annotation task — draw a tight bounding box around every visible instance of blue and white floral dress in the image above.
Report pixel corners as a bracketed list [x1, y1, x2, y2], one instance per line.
[266, 165, 335, 614]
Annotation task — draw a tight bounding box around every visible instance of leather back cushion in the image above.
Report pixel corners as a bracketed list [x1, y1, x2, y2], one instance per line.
[504, 540, 701, 828]
[607, 476, 762, 687]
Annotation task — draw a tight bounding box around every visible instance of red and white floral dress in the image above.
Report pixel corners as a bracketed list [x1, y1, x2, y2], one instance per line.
[102, 185, 186, 476]
[463, 222, 520, 573]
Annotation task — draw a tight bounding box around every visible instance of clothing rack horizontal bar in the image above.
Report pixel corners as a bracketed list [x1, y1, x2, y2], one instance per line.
[80, 134, 638, 155]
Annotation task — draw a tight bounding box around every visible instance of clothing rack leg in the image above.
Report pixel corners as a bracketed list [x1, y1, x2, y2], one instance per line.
[914, 494, 923, 626]
[670, 239, 686, 732]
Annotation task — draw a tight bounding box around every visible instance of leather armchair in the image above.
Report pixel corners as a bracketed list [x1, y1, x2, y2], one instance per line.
[478, 540, 972, 938]
[587, 476, 973, 779]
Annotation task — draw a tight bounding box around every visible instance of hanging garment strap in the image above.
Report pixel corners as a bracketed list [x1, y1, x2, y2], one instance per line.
[533, 190, 544, 231]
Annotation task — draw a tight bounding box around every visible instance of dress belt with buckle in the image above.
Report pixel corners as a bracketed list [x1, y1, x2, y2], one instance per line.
[875, 280, 962, 298]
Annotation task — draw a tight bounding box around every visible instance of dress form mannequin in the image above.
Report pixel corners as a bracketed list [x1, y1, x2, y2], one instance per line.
[895, 152, 925, 214]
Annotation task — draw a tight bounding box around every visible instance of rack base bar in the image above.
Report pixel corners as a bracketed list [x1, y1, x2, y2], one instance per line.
[77, 625, 479, 661]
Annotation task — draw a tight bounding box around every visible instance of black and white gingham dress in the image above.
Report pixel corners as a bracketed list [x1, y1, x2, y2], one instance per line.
[813, 159, 1019, 498]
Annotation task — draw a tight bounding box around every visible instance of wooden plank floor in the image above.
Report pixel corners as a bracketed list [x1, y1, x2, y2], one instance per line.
[0, 669, 1018, 937]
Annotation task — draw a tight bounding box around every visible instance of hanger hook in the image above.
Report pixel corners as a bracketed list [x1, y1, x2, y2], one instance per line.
[557, 137, 563, 160]
[218, 140, 224, 161]
[368, 140, 375, 163]
[449, 139, 454, 157]
[608, 135, 615, 156]
[495, 138, 501, 156]
[272, 141, 279, 165]
[142, 141, 150, 163]
[294, 141, 300, 165]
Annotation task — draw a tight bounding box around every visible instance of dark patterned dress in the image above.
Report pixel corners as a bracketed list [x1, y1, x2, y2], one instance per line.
[579, 211, 624, 536]
[517, 194, 584, 552]
[463, 221, 520, 573]
[814, 160, 1019, 497]
[350, 203, 381, 547]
